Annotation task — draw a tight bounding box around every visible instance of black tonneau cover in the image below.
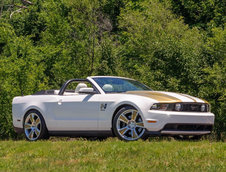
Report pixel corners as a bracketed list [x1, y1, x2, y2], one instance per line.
[33, 90, 56, 95]
[33, 89, 75, 95]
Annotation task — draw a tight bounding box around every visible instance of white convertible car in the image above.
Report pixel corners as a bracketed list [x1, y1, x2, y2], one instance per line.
[12, 76, 214, 141]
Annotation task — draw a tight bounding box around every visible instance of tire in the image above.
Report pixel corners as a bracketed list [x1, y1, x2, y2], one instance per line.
[23, 110, 49, 141]
[113, 106, 146, 141]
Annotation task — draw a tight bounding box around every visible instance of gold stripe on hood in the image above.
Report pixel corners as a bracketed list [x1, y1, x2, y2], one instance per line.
[180, 93, 197, 102]
[126, 91, 182, 103]
[200, 98, 209, 104]
[181, 93, 209, 104]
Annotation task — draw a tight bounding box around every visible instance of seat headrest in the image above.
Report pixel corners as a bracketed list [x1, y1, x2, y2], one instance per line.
[75, 83, 87, 92]
[102, 84, 113, 92]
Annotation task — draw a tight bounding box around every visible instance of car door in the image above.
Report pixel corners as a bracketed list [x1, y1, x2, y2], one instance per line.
[50, 94, 100, 131]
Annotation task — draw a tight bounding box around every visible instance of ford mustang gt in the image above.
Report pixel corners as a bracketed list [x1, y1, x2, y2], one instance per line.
[12, 76, 215, 141]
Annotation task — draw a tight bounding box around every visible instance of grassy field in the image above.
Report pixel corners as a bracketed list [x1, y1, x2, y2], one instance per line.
[0, 138, 225, 172]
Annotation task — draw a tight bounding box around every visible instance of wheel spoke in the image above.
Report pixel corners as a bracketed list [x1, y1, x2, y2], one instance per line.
[30, 114, 34, 123]
[119, 114, 129, 124]
[34, 128, 40, 136]
[35, 118, 40, 125]
[24, 123, 32, 129]
[118, 127, 129, 135]
[132, 129, 138, 138]
[136, 122, 144, 128]
[29, 130, 34, 139]
[131, 110, 138, 121]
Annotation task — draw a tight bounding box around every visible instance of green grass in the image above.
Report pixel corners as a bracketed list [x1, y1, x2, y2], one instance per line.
[0, 138, 225, 172]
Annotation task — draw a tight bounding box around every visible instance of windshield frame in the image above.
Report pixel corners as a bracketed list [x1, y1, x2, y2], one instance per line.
[92, 77, 152, 93]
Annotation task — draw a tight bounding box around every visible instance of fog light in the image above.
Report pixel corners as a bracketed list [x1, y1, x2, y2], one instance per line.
[175, 103, 181, 111]
[201, 104, 206, 112]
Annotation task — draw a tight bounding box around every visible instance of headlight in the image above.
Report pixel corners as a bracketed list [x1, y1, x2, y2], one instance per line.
[151, 103, 158, 109]
[201, 104, 206, 112]
[201, 104, 210, 112]
[150, 103, 170, 111]
[175, 103, 182, 111]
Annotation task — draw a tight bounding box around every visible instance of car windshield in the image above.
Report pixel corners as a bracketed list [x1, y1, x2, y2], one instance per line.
[93, 77, 151, 93]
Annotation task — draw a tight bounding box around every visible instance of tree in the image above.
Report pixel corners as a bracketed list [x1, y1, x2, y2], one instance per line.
[118, 0, 204, 94]
[170, 0, 226, 30]
[0, 23, 47, 138]
[198, 26, 226, 139]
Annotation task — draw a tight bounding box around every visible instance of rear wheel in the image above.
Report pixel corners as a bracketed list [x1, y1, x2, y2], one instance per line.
[23, 110, 49, 141]
[113, 106, 146, 141]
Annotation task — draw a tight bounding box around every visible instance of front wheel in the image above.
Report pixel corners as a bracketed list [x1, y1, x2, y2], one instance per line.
[113, 106, 146, 141]
[23, 110, 49, 141]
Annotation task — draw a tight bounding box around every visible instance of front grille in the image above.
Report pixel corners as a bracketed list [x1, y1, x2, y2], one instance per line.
[169, 103, 209, 112]
[162, 124, 213, 131]
[180, 103, 206, 112]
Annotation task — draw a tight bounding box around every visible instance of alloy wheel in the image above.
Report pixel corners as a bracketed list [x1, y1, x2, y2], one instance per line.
[24, 113, 42, 141]
[116, 109, 145, 141]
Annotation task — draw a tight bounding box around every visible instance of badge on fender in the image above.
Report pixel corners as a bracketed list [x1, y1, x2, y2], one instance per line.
[100, 103, 107, 111]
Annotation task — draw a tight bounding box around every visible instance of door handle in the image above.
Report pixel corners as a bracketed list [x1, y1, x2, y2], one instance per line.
[58, 99, 62, 105]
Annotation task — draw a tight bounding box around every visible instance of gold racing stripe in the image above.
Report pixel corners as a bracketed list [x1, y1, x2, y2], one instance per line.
[126, 91, 182, 103]
[180, 94, 208, 103]
[179, 93, 197, 102]
[200, 98, 209, 104]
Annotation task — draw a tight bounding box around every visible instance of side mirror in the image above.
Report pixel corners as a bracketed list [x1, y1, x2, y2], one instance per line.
[79, 87, 95, 94]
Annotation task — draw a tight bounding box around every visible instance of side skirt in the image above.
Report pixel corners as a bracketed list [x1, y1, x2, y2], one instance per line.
[48, 130, 113, 137]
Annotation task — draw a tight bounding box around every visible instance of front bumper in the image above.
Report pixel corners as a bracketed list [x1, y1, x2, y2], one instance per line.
[143, 110, 214, 135]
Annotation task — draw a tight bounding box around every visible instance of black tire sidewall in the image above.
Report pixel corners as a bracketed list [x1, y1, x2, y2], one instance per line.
[23, 110, 48, 141]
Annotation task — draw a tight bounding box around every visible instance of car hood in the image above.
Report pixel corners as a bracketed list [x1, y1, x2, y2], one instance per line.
[126, 91, 207, 103]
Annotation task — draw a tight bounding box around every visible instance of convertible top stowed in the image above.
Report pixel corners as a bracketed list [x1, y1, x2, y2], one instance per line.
[12, 76, 215, 141]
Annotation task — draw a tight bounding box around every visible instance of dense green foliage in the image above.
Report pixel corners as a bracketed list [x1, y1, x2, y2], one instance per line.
[170, 0, 226, 30]
[0, 139, 225, 171]
[0, 0, 225, 139]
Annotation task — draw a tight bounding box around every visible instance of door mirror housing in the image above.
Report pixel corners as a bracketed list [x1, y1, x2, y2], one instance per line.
[78, 87, 95, 94]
